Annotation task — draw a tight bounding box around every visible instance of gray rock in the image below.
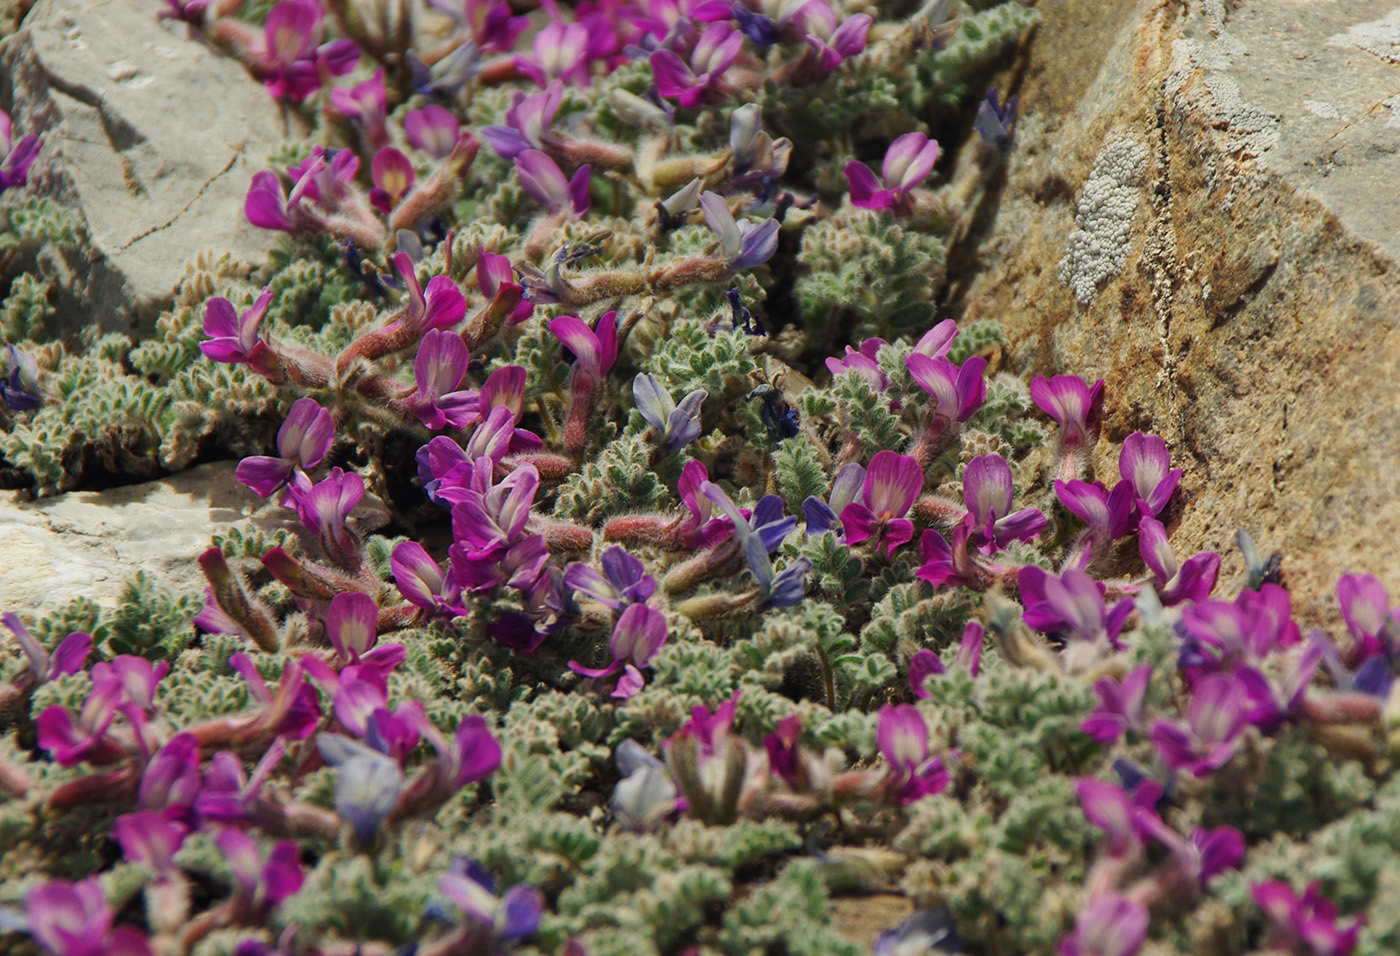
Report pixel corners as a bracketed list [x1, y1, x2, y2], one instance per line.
[0, 0, 289, 335]
[0, 461, 389, 616]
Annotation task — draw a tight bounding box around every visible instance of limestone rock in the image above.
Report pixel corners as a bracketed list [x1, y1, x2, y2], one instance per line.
[0, 461, 389, 617]
[953, 0, 1400, 624]
[0, 0, 287, 335]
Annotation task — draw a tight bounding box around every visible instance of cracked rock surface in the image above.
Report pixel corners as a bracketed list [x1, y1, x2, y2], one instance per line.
[953, 0, 1400, 624]
[0, 0, 285, 334]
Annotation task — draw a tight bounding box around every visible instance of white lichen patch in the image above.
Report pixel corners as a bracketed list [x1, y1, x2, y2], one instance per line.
[1329, 9, 1400, 63]
[1057, 135, 1148, 306]
[1304, 99, 1342, 119]
[1384, 95, 1400, 128]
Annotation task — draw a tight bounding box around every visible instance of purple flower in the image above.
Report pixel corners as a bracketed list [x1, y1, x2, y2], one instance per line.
[197, 741, 287, 824]
[702, 483, 798, 554]
[324, 591, 394, 666]
[160, 0, 211, 24]
[254, 0, 360, 102]
[236, 397, 335, 499]
[801, 461, 865, 536]
[973, 89, 1017, 149]
[320, 742, 404, 846]
[957, 620, 984, 676]
[960, 454, 1046, 553]
[450, 464, 540, 555]
[439, 860, 543, 944]
[0, 109, 41, 192]
[25, 877, 153, 956]
[729, 103, 792, 190]
[1179, 585, 1297, 675]
[1137, 515, 1219, 606]
[1081, 666, 1151, 744]
[1148, 673, 1248, 776]
[876, 704, 948, 805]
[3, 613, 90, 686]
[1018, 566, 1134, 648]
[407, 330, 480, 430]
[1, 344, 42, 411]
[216, 827, 305, 913]
[112, 811, 187, 877]
[914, 525, 982, 592]
[201, 287, 273, 365]
[564, 546, 657, 610]
[845, 132, 939, 212]
[137, 732, 201, 815]
[414, 713, 503, 790]
[405, 104, 464, 160]
[568, 602, 669, 698]
[516, 149, 591, 218]
[914, 319, 960, 360]
[1119, 432, 1181, 518]
[483, 83, 562, 160]
[1252, 881, 1364, 956]
[840, 450, 923, 556]
[1133, 812, 1244, 888]
[228, 653, 322, 742]
[1057, 894, 1147, 956]
[651, 23, 743, 109]
[392, 541, 465, 618]
[515, 20, 592, 88]
[477, 252, 534, 326]
[795, 1, 871, 73]
[35, 664, 126, 766]
[700, 190, 780, 272]
[1076, 777, 1158, 857]
[743, 534, 812, 609]
[633, 373, 707, 452]
[393, 252, 468, 334]
[906, 354, 987, 425]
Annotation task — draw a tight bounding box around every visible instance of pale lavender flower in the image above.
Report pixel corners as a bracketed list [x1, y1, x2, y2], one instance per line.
[1057, 894, 1147, 956]
[564, 546, 656, 610]
[517, 149, 591, 217]
[633, 373, 707, 452]
[482, 83, 562, 160]
[610, 739, 678, 830]
[700, 191, 780, 272]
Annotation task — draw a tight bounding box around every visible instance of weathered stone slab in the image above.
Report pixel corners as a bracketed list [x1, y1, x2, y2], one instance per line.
[953, 0, 1400, 624]
[0, 461, 389, 617]
[0, 0, 286, 334]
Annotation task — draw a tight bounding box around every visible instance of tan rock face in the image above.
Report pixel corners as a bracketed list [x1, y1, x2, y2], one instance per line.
[954, 0, 1400, 625]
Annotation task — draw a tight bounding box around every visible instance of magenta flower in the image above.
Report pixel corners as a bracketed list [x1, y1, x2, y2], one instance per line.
[392, 541, 465, 618]
[1081, 665, 1151, 744]
[1252, 881, 1364, 956]
[1031, 374, 1105, 472]
[368, 147, 415, 214]
[113, 811, 187, 877]
[906, 353, 987, 425]
[254, 0, 360, 102]
[405, 104, 463, 160]
[324, 591, 400, 672]
[137, 733, 201, 815]
[477, 251, 533, 325]
[1056, 478, 1136, 557]
[957, 620, 984, 676]
[329, 69, 388, 148]
[840, 450, 923, 556]
[826, 337, 888, 391]
[433, 0, 530, 52]
[1057, 894, 1148, 956]
[1076, 777, 1157, 857]
[216, 827, 305, 914]
[909, 649, 944, 699]
[914, 524, 983, 592]
[160, 0, 211, 25]
[875, 704, 948, 805]
[291, 466, 365, 565]
[394, 252, 469, 334]
[1133, 812, 1244, 888]
[671, 459, 734, 549]
[0, 109, 41, 192]
[3, 613, 90, 686]
[1178, 584, 1298, 675]
[651, 23, 743, 109]
[795, 0, 871, 73]
[25, 878, 152, 956]
[515, 149, 591, 218]
[914, 319, 959, 360]
[665, 692, 749, 823]
[515, 20, 592, 87]
[1148, 672, 1248, 776]
[201, 287, 273, 365]
[236, 397, 335, 498]
[550, 311, 617, 389]
[196, 740, 286, 825]
[960, 453, 1046, 553]
[1337, 573, 1397, 659]
[845, 132, 939, 212]
[35, 665, 126, 766]
[1119, 432, 1181, 517]
[450, 463, 541, 554]
[1018, 566, 1134, 648]
[568, 602, 669, 698]
[414, 712, 503, 790]
[1137, 515, 1219, 606]
[227, 653, 322, 742]
[483, 83, 563, 160]
[699, 190, 780, 272]
[407, 330, 479, 430]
